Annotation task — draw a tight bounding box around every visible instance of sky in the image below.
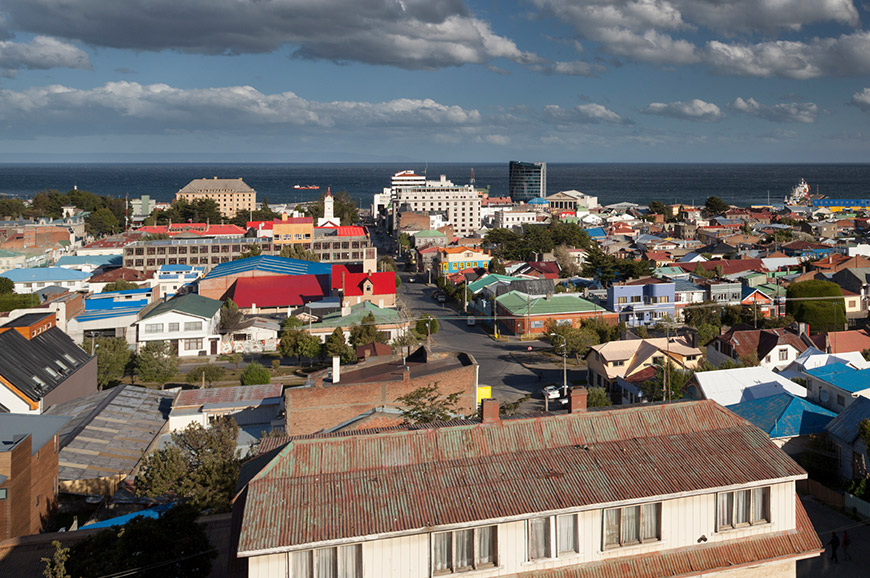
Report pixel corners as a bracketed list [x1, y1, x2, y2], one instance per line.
[0, 0, 869, 163]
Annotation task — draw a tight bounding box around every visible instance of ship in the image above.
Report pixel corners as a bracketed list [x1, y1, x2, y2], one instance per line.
[293, 185, 320, 190]
[784, 178, 810, 205]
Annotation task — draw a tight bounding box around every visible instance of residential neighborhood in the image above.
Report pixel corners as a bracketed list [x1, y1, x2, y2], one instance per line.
[7, 167, 870, 577]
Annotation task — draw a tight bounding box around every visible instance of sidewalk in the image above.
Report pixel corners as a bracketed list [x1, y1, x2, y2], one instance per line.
[799, 495, 870, 577]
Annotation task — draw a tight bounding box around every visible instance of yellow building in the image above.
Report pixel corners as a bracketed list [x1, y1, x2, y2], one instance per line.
[272, 215, 314, 246]
[176, 177, 256, 218]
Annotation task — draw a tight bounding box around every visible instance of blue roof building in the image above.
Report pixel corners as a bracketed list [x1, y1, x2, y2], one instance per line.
[200, 255, 332, 281]
[727, 393, 835, 446]
[824, 396, 870, 479]
[1, 267, 90, 293]
[804, 362, 870, 413]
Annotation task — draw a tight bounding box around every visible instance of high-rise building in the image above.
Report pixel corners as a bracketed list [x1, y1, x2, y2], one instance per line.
[508, 161, 547, 202]
[391, 174, 481, 237]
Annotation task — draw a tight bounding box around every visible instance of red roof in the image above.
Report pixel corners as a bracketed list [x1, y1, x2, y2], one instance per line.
[246, 220, 274, 230]
[331, 266, 395, 296]
[316, 226, 367, 237]
[137, 224, 247, 236]
[175, 383, 283, 408]
[678, 258, 765, 277]
[231, 274, 330, 308]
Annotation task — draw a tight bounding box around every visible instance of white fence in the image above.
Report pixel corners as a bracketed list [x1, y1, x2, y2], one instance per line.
[845, 493, 870, 518]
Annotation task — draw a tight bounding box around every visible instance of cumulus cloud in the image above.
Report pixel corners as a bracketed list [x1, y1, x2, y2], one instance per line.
[1, 0, 536, 70]
[729, 97, 818, 123]
[643, 99, 722, 121]
[0, 82, 484, 133]
[543, 103, 631, 125]
[851, 89, 870, 112]
[530, 60, 607, 76]
[0, 35, 90, 76]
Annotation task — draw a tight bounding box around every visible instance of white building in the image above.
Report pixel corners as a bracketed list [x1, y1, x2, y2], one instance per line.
[0, 267, 90, 294]
[133, 293, 222, 357]
[493, 208, 539, 230]
[233, 394, 822, 577]
[152, 264, 204, 297]
[686, 366, 807, 406]
[545, 189, 599, 211]
[391, 173, 481, 237]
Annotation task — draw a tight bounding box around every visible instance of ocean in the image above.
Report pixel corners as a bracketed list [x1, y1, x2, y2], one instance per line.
[0, 163, 867, 208]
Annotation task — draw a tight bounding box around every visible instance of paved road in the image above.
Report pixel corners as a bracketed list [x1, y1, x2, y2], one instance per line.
[799, 496, 870, 577]
[396, 270, 578, 410]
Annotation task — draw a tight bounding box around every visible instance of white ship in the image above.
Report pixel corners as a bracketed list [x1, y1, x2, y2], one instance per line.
[784, 178, 811, 206]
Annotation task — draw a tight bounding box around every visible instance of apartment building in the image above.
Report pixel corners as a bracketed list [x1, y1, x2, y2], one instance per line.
[231, 395, 821, 577]
[392, 174, 481, 237]
[175, 177, 257, 218]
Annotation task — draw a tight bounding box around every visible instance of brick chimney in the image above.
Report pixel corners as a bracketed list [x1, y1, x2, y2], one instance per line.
[569, 387, 588, 413]
[481, 398, 499, 423]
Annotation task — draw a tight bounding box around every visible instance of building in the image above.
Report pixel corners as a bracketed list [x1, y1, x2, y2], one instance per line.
[391, 174, 481, 237]
[508, 160, 546, 202]
[272, 215, 314, 246]
[197, 256, 333, 301]
[727, 393, 835, 457]
[0, 267, 90, 294]
[231, 397, 821, 577]
[606, 279, 675, 327]
[545, 189, 598, 211]
[0, 315, 96, 414]
[133, 293, 222, 357]
[824, 396, 870, 479]
[494, 291, 616, 336]
[152, 263, 204, 296]
[435, 246, 491, 276]
[175, 177, 256, 218]
[305, 301, 408, 344]
[66, 286, 159, 344]
[492, 208, 540, 230]
[0, 249, 26, 272]
[283, 347, 478, 435]
[684, 367, 808, 406]
[803, 363, 870, 413]
[332, 266, 397, 308]
[0, 413, 69, 540]
[707, 326, 811, 371]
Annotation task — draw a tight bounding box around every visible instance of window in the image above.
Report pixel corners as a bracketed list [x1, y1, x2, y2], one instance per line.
[604, 503, 660, 549]
[0, 489, 6, 500]
[184, 338, 203, 351]
[144, 324, 163, 334]
[557, 514, 579, 555]
[528, 517, 550, 560]
[617, 296, 628, 305]
[717, 487, 769, 530]
[184, 321, 203, 332]
[837, 394, 846, 407]
[168, 323, 179, 332]
[778, 349, 788, 361]
[291, 544, 360, 578]
[434, 526, 496, 574]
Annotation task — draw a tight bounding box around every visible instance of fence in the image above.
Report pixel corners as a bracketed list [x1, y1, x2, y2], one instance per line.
[796, 479, 845, 508]
[846, 493, 870, 519]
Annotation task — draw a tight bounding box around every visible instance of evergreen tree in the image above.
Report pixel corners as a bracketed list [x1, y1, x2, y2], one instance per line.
[89, 337, 133, 389]
[240, 362, 271, 385]
[135, 341, 179, 385]
[220, 298, 244, 333]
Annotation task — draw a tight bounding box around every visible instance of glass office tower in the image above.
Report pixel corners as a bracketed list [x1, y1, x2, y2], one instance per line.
[508, 161, 547, 202]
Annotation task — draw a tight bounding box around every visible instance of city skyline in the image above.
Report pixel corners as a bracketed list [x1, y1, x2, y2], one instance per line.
[1, 0, 869, 163]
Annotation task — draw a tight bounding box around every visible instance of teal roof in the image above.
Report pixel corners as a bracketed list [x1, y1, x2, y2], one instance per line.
[140, 293, 222, 321]
[201, 256, 332, 281]
[654, 266, 686, 277]
[0, 249, 23, 258]
[467, 273, 523, 294]
[727, 393, 835, 439]
[755, 283, 786, 297]
[413, 230, 446, 238]
[496, 291, 606, 316]
[311, 301, 402, 329]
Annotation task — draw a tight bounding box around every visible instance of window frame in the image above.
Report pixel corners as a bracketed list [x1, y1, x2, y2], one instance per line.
[716, 487, 770, 531]
[432, 525, 498, 575]
[290, 544, 361, 578]
[603, 502, 661, 550]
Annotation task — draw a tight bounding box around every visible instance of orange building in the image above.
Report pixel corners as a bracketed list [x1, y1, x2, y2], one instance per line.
[272, 215, 314, 246]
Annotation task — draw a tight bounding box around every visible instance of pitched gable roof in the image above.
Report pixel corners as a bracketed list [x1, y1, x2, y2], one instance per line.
[139, 293, 221, 321]
[727, 393, 835, 438]
[230, 274, 330, 308]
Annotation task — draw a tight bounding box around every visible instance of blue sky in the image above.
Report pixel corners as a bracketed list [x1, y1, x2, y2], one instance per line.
[1, 0, 869, 162]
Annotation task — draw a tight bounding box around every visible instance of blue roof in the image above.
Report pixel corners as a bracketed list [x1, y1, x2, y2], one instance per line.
[825, 396, 870, 443]
[85, 299, 148, 312]
[82, 503, 175, 530]
[1, 267, 90, 282]
[56, 255, 122, 268]
[528, 197, 548, 205]
[805, 363, 870, 394]
[157, 264, 198, 272]
[727, 393, 836, 439]
[74, 307, 145, 322]
[92, 287, 152, 297]
[201, 255, 332, 281]
[585, 227, 606, 238]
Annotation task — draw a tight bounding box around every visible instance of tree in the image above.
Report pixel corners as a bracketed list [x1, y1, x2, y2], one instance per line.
[279, 243, 319, 261]
[186, 364, 226, 387]
[704, 196, 730, 216]
[220, 298, 244, 334]
[42, 541, 70, 578]
[67, 503, 215, 578]
[135, 341, 180, 385]
[0, 277, 13, 295]
[641, 361, 692, 402]
[136, 417, 240, 512]
[237, 243, 262, 259]
[581, 243, 617, 286]
[153, 198, 222, 226]
[553, 244, 579, 277]
[488, 256, 506, 275]
[90, 337, 133, 389]
[299, 332, 323, 366]
[323, 327, 355, 363]
[587, 387, 611, 408]
[786, 279, 846, 334]
[225, 352, 243, 370]
[240, 362, 271, 385]
[85, 207, 119, 237]
[279, 327, 303, 362]
[647, 201, 667, 216]
[396, 382, 462, 423]
[101, 280, 140, 292]
[415, 314, 439, 337]
[377, 256, 396, 272]
[349, 312, 386, 347]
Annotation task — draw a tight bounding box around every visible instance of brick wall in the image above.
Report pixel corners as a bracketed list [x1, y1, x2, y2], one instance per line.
[285, 361, 478, 435]
[29, 434, 58, 535]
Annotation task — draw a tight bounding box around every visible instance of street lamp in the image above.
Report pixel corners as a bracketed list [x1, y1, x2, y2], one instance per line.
[549, 333, 568, 396]
[650, 362, 670, 403]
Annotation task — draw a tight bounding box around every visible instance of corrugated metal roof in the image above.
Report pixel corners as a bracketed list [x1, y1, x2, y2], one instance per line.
[727, 393, 836, 438]
[200, 255, 332, 281]
[174, 384, 283, 409]
[496, 291, 605, 316]
[825, 395, 870, 444]
[138, 293, 222, 321]
[237, 401, 807, 554]
[805, 363, 870, 394]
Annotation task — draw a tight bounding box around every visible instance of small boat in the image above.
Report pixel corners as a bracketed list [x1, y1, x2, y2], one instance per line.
[293, 185, 320, 190]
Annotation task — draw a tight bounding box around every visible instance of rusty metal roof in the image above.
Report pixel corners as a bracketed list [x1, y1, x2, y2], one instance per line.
[174, 384, 283, 408]
[237, 400, 807, 555]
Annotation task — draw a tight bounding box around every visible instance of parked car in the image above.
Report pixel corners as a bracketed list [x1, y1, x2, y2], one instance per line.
[541, 385, 561, 400]
[436, 293, 446, 303]
[408, 277, 415, 283]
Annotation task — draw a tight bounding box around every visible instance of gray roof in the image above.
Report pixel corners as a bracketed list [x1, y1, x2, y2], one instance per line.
[178, 177, 255, 194]
[45, 384, 175, 482]
[825, 395, 870, 444]
[673, 279, 705, 292]
[0, 413, 70, 455]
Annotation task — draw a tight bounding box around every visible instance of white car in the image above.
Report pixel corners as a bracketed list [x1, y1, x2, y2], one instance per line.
[541, 385, 561, 400]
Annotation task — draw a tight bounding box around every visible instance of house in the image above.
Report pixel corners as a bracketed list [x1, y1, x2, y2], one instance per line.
[152, 263, 204, 296]
[684, 367, 807, 406]
[134, 293, 222, 356]
[0, 267, 90, 294]
[0, 413, 69, 540]
[706, 326, 810, 371]
[824, 396, 870, 480]
[331, 266, 397, 308]
[283, 347, 479, 435]
[586, 337, 702, 398]
[514, 261, 560, 280]
[740, 286, 774, 319]
[778, 347, 870, 382]
[87, 267, 151, 293]
[803, 363, 870, 413]
[493, 291, 616, 336]
[781, 240, 836, 261]
[228, 274, 331, 314]
[223, 317, 281, 355]
[272, 215, 314, 246]
[231, 396, 821, 578]
[726, 393, 835, 457]
[304, 301, 409, 344]
[55, 254, 122, 274]
[813, 328, 870, 354]
[44, 384, 175, 495]
[435, 246, 491, 275]
[66, 286, 159, 345]
[0, 249, 26, 272]
[672, 279, 705, 320]
[606, 279, 675, 327]
[0, 314, 96, 414]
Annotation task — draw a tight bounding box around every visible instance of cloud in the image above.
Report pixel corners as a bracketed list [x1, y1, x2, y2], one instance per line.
[1, 0, 537, 70]
[0, 35, 90, 76]
[0, 82, 484, 134]
[675, 0, 858, 34]
[543, 103, 631, 125]
[728, 97, 818, 123]
[851, 89, 870, 112]
[530, 60, 607, 76]
[643, 99, 722, 121]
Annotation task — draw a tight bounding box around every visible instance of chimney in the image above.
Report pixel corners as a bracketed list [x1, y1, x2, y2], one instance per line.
[332, 356, 341, 383]
[569, 387, 588, 413]
[481, 398, 500, 423]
